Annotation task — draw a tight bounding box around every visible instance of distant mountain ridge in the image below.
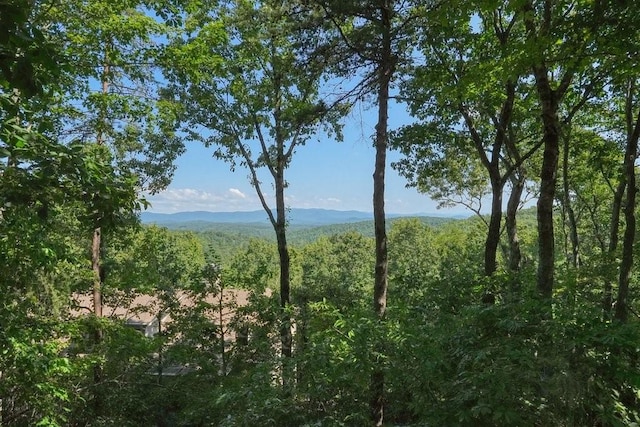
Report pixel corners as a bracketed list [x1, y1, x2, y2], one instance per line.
[140, 208, 461, 226]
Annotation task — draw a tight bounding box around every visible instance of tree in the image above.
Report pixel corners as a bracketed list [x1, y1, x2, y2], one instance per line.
[393, 2, 545, 279]
[40, 0, 185, 412]
[45, 0, 184, 307]
[297, 232, 375, 310]
[164, 0, 343, 377]
[593, 3, 640, 323]
[613, 80, 640, 323]
[519, 0, 598, 300]
[224, 238, 280, 292]
[388, 218, 440, 303]
[303, 0, 425, 421]
[0, 117, 140, 427]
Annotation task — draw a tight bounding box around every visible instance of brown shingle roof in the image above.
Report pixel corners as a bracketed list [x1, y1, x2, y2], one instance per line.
[70, 288, 256, 337]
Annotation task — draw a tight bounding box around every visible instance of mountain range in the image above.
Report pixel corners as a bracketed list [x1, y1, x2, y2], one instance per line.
[140, 208, 464, 227]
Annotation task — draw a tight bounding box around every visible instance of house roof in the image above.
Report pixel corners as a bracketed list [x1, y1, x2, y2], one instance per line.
[70, 288, 263, 329]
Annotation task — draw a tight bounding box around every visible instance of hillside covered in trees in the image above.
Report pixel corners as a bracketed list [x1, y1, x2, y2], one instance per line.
[1, 0, 640, 426]
[143, 211, 458, 262]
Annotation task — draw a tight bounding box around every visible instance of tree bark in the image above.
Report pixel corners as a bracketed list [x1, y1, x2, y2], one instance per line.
[486, 79, 516, 277]
[241, 107, 293, 386]
[533, 69, 563, 300]
[506, 174, 524, 272]
[560, 128, 580, 268]
[604, 179, 625, 318]
[91, 48, 109, 415]
[485, 178, 504, 276]
[371, 1, 392, 425]
[272, 66, 293, 383]
[92, 227, 102, 318]
[615, 80, 640, 322]
[91, 226, 103, 415]
[460, 79, 515, 278]
[275, 178, 292, 360]
[93, 52, 109, 319]
[523, 0, 572, 301]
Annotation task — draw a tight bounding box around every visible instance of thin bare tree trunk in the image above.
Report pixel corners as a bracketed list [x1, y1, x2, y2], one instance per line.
[91, 228, 103, 413]
[615, 80, 640, 322]
[272, 68, 293, 388]
[91, 49, 109, 415]
[506, 174, 524, 272]
[275, 174, 292, 360]
[93, 54, 109, 318]
[371, 1, 392, 424]
[533, 76, 561, 301]
[485, 178, 504, 277]
[523, 0, 573, 301]
[92, 228, 103, 317]
[604, 180, 625, 318]
[561, 129, 580, 268]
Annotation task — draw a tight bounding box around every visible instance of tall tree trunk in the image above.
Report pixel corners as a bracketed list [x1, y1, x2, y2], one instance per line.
[523, 0, 573, 302]
[275, 164, 293, 394]
[615, 80, 640, 322]
[240, 112, 293, 385]
[92, 50, 109, 415]
[533, 74, 561, 301]
[93, 55, 109, 318]
[485, 79, 516, 278]
[275, 219, 292, 360]
[91, 226, 103, 415]
[604, 179, 625, 318]
[506, 173, 524, 272]
[371, 1, 392, 425]
[485, 177, 504, 276]
[92, 228, 103, 317]
[561, 128, 580, 268]
[461, 79, 514, 278]
[272, 63, 293, 385]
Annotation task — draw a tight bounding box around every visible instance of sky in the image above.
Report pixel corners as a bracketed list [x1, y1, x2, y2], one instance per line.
[144, 101, 469, 216]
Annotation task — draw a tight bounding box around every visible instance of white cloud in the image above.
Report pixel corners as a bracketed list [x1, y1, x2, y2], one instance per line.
[145, 188, 381, 214]
[144, 187, 260, 213]
[228, 188, 246, 198]
[284, 195, 350, 210]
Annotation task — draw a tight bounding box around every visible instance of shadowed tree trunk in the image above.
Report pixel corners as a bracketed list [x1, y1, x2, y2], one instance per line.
[91, 49, 109, 415]
[275, 164, 293, 361]
[371, 1, 392, 424]
[523, 0, 574, 301]
[615, 79, 640, 322]
[560, 128, 580, 268]
[459, 77, 517, 278]
[533, 76, 562, 301]
[506, 173, 525, 272]
[485, 176, 505, 276]
[604, 179, 625, 318]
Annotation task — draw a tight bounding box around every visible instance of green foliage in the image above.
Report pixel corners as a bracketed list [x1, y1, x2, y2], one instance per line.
[177, 216, 457, 265]
[0, 0, 60, 97]
[387, 272, 640, 426]
[0, 319, 72, 426]
[43, 0, 186, 193]
[164, 0, 344, 194]
[295, 301, 374, 426]
[388, 218, 441, 303]
[223, 238, 279, 292]
[3, 1, 640, 426]
[104, 225, 206, 294]
[296, 231, 375, 310]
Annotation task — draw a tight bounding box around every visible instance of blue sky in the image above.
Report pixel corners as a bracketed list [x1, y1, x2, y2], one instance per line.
[144, 101, 468, 216]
